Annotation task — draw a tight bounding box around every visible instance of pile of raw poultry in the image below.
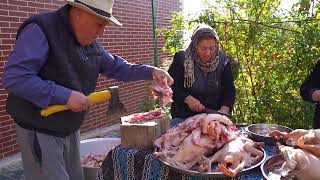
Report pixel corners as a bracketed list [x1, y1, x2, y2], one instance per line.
[153, 113, 265, 177]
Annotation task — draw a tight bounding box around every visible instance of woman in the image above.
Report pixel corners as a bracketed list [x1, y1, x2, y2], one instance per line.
[168, 24, 235, 124]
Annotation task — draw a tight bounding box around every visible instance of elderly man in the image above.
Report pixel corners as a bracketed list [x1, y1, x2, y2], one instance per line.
[2, 0, 173, 180]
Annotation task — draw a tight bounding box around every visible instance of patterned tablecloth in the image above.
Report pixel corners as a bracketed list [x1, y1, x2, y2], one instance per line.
[96, 144, 276, 180]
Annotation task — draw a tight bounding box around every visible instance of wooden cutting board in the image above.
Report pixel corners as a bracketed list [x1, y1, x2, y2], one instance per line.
[120, 114, 170, 149]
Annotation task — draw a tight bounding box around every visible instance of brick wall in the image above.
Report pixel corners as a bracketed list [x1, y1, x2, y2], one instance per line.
[0, 0, 182, 159]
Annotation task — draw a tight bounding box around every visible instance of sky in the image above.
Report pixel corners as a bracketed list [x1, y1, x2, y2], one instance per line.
[279, 0, 299, 11]
[183, 0, 204, 17]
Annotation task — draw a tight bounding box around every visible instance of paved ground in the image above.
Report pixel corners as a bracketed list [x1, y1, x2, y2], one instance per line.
[0, 124, 120, 180]
[0, 160, 24, 180]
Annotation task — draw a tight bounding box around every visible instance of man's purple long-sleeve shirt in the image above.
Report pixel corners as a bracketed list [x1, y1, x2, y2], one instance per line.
[3, 23, 154, 108]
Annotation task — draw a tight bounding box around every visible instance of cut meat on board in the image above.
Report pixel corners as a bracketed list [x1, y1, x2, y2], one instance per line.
[126, 108, 164, 123]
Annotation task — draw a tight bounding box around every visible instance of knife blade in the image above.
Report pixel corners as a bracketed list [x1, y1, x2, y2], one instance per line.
[204, 108, 231, 118]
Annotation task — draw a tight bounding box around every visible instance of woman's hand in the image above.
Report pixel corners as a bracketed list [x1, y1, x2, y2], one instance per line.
[184, 95, 205, 112]
[312, 90, 320, 102]
[152, 67, 174, 86]
[219, 106, 230, 115]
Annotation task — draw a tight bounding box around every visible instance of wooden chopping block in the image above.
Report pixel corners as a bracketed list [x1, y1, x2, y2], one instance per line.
[120, 114, 170, 149]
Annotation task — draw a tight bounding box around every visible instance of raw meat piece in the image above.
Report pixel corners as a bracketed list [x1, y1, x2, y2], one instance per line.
[81, 154, 106, 168]
[126, 108, 163, 123]
[151, 78, 173, 106]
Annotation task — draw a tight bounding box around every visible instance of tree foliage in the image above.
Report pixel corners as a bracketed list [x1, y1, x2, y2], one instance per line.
[157, 12, 187, 54]
[159, 0, 320, 128]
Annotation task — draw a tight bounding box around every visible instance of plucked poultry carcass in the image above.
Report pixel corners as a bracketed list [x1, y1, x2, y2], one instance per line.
[270, 129, 320, 157]
[198, 136, 264, 177]
[154, 113, 242, 173]
[200, 114, 238, 145]
[155, 128, 214, 170]
[153, 113, 207, 151]
[276, 144, 320, 180]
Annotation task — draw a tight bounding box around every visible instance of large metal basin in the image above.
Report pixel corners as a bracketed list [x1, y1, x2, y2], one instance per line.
[246, 124, 292, 145]
[260, 154, 294, 180]
[80, 138, 120, 180]
[159, 147, 266, 178]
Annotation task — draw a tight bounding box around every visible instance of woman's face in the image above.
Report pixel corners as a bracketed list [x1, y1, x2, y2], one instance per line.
[195, 38, 216, 62]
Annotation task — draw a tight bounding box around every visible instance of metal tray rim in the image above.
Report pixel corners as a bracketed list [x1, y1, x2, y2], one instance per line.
[158, 147, 267, 178]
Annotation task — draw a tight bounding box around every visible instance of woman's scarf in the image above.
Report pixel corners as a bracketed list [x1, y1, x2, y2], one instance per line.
[184, 24, 220, 88]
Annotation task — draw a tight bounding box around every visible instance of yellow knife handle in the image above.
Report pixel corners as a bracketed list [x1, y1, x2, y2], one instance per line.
[40, 90, 112, 117]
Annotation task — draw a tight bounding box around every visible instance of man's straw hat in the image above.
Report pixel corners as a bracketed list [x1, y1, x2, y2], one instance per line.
[66, 0, 122, 26]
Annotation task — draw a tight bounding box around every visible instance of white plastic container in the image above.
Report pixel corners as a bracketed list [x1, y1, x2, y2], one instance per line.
[80, 138, 121, 180]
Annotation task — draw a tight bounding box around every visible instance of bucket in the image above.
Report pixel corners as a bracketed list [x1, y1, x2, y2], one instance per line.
[80, 138, 121, 180]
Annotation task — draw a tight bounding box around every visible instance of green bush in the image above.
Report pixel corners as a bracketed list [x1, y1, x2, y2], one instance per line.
[158, 0, 320, 129]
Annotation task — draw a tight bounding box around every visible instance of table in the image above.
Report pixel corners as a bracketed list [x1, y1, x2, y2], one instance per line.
[96, 145, 276, 180]
[96, 144, 276, 180]
[96, 123, 277, 180]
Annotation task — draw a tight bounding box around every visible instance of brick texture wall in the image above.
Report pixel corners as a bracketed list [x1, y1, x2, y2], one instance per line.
[0, 0, 182, 159]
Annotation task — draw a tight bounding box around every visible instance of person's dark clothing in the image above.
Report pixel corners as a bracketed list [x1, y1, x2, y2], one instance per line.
[300, 58, 320, 128]
[168, 50, 236, 118]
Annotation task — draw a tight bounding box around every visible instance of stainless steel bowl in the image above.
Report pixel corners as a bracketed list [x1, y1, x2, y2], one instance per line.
[246, 124, 292, 145]
[261, 154, 293, 180]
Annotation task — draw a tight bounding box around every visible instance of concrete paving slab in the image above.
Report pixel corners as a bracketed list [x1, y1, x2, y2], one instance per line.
[0, 160, 24, 180]
[0, 174, 15, 180]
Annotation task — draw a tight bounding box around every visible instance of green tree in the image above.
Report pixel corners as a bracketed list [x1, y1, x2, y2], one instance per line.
[159, 0, 320, 128]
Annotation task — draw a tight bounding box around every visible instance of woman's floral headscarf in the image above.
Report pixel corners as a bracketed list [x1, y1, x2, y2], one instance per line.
[184, 24, 220, 88]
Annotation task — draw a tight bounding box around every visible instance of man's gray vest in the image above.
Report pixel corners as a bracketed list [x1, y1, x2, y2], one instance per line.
[6, 5, 103, 137]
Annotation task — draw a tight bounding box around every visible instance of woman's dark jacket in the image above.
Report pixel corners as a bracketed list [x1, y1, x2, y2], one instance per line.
[168, 50, 236, 118]
[300, 58, 320, 128]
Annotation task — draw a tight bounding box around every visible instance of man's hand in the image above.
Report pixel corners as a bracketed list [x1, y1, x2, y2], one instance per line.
[184, 95, 205, 112]
[312, 90, 320, 102]
[66, 90, 91, 112]
[152, 67, 174, 86]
